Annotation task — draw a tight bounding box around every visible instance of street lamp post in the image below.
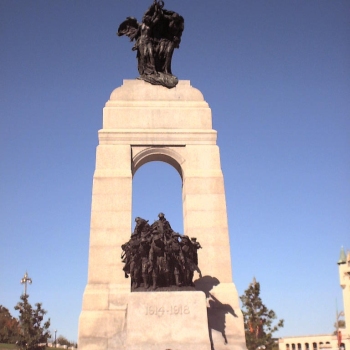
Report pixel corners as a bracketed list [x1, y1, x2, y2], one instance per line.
[54, 329, 57, 348]
[20, 271, 32, 296]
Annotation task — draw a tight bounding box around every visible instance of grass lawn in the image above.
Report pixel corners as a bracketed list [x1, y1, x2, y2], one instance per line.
[0, 344, 16, 349]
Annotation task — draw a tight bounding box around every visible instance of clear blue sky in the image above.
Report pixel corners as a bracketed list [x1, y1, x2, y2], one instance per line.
[1, 0, 349, 343]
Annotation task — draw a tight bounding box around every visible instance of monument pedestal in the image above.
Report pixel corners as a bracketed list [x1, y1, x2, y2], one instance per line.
[125, 292, 211, 350]
[78, 80, 247, 350]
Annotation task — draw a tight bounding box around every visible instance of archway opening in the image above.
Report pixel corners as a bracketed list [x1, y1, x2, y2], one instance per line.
[132, 161, 183, 234]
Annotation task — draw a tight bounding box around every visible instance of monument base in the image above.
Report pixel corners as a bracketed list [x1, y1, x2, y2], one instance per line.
[78, 282, 246, 350]
[78, 80, 247, 350]
[125, 291, 211, 350]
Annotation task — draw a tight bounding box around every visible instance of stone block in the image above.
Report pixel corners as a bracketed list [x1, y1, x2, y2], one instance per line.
[81, 285, 109, 311]
[102, 108, 213, 130]
[184, 210, 229, 230]
[184, 227, 230, 245]
[91, 194, 132, 212]
[183, 176, 225, 195]
[78, 338, 108, 350]
[87, 245, 126, 285]
[108, 80, 205, 102]
[95, 145, 132, 170]
[125, 291, 211, 350]
[98, 129, 217, 145]
[183, 193, 228, 211]
[90, 210, 131, 232]
[78, 310, 126, 339]
[185, 145, 222, 170]
[102, 80, 213, 131]
[92, 176, 132, 196]
[197, 247, 233, 283]
[88, 228, 121, 247]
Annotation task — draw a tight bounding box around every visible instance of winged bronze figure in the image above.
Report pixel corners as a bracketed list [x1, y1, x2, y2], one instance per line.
[117, 0, 184, 88]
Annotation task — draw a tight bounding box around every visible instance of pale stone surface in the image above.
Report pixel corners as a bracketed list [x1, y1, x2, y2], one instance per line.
[339, 252, 350, 338]
[125, 292, 211, 350]
[109, 80, 205, 102]
[279, 334, 346, 350]
[103, 80, 212, 131]
[78, 80, 247, 350]
[98, 129, 217, 145]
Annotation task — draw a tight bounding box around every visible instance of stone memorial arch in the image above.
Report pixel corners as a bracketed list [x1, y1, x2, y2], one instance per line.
[78, 80, 246, 350]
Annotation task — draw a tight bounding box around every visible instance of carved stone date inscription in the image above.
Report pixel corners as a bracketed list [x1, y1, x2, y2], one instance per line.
[145, 305, 190, 316]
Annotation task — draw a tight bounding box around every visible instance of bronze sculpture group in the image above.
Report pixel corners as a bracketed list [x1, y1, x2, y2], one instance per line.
[121, 213, 202, 291]
[117, 0, 184, 88]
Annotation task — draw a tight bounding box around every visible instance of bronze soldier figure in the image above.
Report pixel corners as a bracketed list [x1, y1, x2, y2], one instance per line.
[149, 233, 170, 290]
[167, 233, 185, 286]
[121, 214, 202, 291]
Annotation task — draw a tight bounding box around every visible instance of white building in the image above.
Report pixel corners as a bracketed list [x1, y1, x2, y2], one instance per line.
[279, 248, 350, 350]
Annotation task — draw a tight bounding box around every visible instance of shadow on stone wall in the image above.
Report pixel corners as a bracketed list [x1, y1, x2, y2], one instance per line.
[195, 276, 238, 350]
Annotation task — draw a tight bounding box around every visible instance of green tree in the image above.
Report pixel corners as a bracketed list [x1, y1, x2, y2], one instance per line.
[14, 294, 50, 350]
[333, 320, 346, 335]
[240, 278, 284, 350]
[335, 320, 346, 329]
[0, 305, 19, 343]
[57, 335, 76, 347]
[57, 335, 70, 346]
